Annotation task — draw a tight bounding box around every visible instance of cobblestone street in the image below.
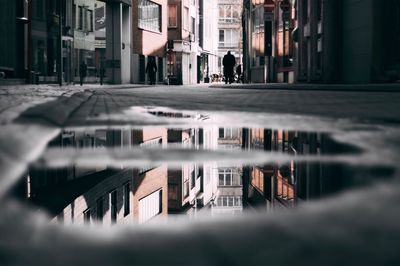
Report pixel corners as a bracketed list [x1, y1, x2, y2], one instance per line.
[1, 83, 400, 266]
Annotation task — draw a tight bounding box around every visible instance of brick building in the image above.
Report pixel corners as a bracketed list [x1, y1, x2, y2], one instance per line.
[131, 0, 168, 84]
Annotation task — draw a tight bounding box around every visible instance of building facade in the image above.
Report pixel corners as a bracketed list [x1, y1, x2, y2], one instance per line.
[0, 1, 29, 83]
[243, 0, 400, 84]
[296, 0, 400, 84]
[242, 0, 296, 83]
[167, 0, 200, 85]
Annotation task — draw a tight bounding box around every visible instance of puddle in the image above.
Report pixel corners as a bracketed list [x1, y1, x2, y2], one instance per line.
[10, 125, 394, 226]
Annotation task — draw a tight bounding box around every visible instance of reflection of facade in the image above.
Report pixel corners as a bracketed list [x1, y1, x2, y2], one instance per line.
[27, 127, 169, 225]
[167, 129, 199, 212]
[213, 127, 243, 215]
[20, 125, 362, 223]
[243, 128, 349, 210]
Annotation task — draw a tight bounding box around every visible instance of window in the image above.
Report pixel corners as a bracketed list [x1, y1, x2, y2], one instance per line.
[87, 10, 93, 32]
[139, 0, 161, 32]
[219, 29, 239, 48]
[183, 7, 189, 30]
[96, 198, 103, 222]
[191, 17, 195, 34]
[168, 5, 177, 27]
[124, 183, 130, 217]
[83, 209, 91, 224]
[217, 196, 242, 207]
[219, 5, 241, 24]
[251, 6, 265, 66]
[139, 190, 162, 223]
[110, 190, 117, 223]
[78, 6, 83, 30]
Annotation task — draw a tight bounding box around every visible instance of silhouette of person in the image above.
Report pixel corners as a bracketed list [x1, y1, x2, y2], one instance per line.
[236, 64, 242, 83]
[222, 51, 236, 84]
[146, 57, 157, 85]
[79, 61, 87, 86]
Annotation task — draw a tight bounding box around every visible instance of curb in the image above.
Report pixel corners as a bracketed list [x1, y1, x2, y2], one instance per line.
[17, 91, 93, 126]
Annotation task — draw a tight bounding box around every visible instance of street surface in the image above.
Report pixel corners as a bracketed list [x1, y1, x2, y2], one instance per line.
[0, 83, 400, 265]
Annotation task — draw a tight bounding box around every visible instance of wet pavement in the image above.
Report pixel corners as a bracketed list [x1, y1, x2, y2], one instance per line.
[1, 84, 400, 265]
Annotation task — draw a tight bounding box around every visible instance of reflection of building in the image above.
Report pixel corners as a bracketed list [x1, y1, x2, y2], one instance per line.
[131, 0, 167, 84]
[26, 127, 169, 225]
[212, 127, 243, 215]
[218, 0, 242, 75]
[167, 129, 199, 212]
[243, 128, 350, 210]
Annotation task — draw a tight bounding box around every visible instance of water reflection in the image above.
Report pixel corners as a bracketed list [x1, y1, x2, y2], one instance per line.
[14, 126, 374, 226]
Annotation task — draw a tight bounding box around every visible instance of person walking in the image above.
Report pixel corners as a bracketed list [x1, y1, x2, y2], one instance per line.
[145, 57, 157, 85]
[79, 61, 87, 86]
[222, 51, 236, 84]
[236, 64, 242, 83]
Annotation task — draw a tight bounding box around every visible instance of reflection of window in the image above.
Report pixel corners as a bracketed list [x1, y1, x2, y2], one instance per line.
[184, 180, 189, 198]
[83, 209, 91, 224]
[124, 183, 130, 217]
[191, 170, 196, 189]
[139, 190, 162, 224]
[219, 128, 241, 139]
[96, 198, 103, 222]
[218, 168, 242, 186]
[139, 0, 161, 32]
[168, 5, 177, 27]
[168, 184, 178, 200]
[110, 190, 117, 223]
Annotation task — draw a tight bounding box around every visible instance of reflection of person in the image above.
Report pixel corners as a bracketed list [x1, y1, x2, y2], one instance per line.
[79, 61, 87, 86]
[99, 64, 105, 85]
[222, 51, 236, 84]
[145, 57, 157, 85]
